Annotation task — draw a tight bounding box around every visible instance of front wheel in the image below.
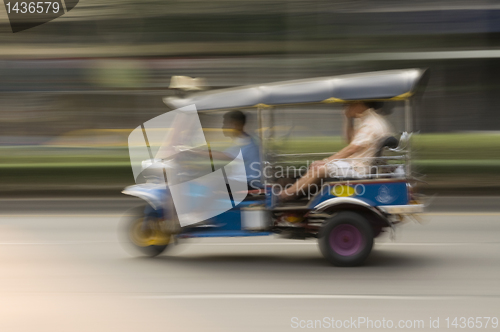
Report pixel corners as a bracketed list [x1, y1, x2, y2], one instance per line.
[319, 211, 374, 267]
[121, 206, 172, 257]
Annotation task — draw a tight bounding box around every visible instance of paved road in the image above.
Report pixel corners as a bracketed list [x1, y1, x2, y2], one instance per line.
[0, 201, 499, 331]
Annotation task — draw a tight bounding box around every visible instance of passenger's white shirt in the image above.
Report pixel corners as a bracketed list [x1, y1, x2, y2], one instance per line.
[347, 109, 392, 174]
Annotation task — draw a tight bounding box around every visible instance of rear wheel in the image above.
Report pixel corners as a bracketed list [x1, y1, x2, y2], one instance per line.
[319, 211, 374, 267]
[121, 206, 172, 257]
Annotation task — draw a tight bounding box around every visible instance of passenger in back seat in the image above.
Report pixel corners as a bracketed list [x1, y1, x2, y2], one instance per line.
[279, 101, 392, 200]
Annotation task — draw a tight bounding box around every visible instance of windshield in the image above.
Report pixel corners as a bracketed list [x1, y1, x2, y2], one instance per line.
[127, 105, 249, 227]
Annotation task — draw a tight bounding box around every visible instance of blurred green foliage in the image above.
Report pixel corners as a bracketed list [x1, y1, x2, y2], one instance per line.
[0, 133, 499, 194]
[273, 133, 500, 160]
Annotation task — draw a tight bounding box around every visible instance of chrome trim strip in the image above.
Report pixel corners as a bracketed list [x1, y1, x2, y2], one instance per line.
[314, 197, 371, 211]
[377, 204, 424, 214]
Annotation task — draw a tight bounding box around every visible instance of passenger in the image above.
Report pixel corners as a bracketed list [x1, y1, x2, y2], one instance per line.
[279, 101, 391, 200]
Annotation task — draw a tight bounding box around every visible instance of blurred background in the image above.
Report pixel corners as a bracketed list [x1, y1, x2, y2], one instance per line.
[1, 0, 500, 196]
[2, 2, 500, 332]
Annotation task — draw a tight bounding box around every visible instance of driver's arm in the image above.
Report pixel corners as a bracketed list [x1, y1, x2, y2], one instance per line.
[208, 150, 232, 161]
[186, 147, 232, 161]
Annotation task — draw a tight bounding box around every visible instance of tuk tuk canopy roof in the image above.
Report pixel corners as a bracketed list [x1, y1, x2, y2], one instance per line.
[163, 68, 428, 112]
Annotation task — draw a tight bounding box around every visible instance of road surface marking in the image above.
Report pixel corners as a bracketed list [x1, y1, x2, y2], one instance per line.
[0, 214, 123, 217]
[424, 212, 500, 216]
[0, 241, 114, 245]
[132, 294, 498, 300]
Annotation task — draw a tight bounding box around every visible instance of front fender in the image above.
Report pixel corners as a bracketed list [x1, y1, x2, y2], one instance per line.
[122, 183, 169, 210]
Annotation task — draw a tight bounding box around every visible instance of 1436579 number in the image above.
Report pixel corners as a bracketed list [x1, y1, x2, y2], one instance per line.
[445, 317, 498, 329]
[6, 2, 60, 14]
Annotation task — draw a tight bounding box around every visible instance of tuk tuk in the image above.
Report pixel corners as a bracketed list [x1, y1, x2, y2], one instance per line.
[122, 68, 429, 266]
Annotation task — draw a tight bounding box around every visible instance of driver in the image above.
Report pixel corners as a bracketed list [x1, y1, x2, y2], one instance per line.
[222, 111, 262, 189]
[189, 110, 262, 190]
[213, 110, 262, 190]
[279, 101, 391, 200]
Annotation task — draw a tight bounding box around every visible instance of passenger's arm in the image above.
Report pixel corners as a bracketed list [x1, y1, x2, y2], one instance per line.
[324, 143, 363, 163]
[311, 120, 367, 168]
[310, 143, 363, 169]
[344, 117, 355, 143]
[330, 119, 372, 162]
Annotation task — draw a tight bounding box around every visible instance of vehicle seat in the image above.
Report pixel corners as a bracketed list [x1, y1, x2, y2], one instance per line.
[375, 136, 399, 158]
[371, 136, 402, 177]
[321, 136, 399, 182]
[321, 136, 401, 182]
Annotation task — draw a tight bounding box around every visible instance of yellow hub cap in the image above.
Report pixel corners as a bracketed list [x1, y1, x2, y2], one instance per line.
[130, 217, 171, 247]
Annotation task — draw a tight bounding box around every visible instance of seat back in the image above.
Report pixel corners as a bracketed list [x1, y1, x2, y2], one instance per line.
[371, 136, 399, 176]
[375, 136, 398, 158]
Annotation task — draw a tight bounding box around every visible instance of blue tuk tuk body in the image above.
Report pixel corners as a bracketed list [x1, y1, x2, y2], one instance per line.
[171, 179, 408, 238]
[122, 69, 429, 266]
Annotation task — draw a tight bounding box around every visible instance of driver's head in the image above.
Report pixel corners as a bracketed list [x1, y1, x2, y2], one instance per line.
[222, 110, 246, 137]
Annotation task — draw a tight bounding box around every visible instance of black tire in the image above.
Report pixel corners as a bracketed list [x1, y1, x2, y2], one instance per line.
[120, 205, 171, 257]
[319, 211, 374, 267]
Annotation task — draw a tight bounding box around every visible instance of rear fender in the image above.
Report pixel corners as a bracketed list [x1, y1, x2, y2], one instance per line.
[313, 197, 390, 232]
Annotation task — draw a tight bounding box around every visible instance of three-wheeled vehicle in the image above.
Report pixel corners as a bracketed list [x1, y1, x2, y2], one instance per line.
[122, 68, 429, 266]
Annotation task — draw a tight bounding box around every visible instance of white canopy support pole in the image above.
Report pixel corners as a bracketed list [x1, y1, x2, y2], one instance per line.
[404, 99, 412, 176]
[257, 106, 265, 185]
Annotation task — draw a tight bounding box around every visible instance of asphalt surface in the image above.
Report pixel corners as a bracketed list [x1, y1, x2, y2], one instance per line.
[0, 198, 499, 331]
